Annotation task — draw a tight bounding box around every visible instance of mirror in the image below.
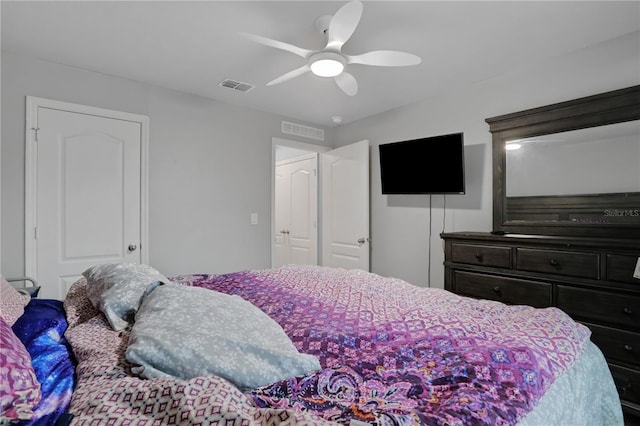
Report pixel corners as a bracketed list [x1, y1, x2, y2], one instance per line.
[487, 85, 640, 239]
[506, 120, 640, 197]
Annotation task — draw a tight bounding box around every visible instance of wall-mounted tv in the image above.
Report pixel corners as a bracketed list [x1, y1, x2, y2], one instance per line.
[379, 132, 465, 194]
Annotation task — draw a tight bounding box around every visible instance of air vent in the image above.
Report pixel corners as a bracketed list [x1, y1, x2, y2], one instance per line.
[219, 79, 255, 93]
[282, 121, 325, 141]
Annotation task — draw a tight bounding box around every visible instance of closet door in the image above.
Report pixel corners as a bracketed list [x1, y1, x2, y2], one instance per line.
[273, 154, 317, 267]
[26, 97, 148, 299]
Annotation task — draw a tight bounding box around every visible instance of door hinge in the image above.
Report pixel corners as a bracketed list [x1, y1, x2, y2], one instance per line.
[314, 169, 317, 176]
[32, 127, 40, 142]
[34, 227, 38, 240]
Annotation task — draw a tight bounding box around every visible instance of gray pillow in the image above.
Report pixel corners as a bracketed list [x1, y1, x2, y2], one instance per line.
[82, 263, 170, 331]
[126, 283, 321, 390]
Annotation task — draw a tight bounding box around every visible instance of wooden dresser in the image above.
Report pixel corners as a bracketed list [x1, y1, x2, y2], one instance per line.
[441, 231, 640, 422]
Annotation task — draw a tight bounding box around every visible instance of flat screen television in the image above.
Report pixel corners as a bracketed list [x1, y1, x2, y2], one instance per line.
[379, 132, 465, 194]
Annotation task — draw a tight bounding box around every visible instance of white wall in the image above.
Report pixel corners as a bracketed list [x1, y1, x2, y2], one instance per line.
[1, 51, 332, 278]
[3, 31, 638, 287]
[333, 32, 640, 288]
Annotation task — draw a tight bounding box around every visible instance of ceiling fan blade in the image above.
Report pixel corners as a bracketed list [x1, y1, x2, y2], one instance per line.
[347, 50, 422, 66]
[266, 64, 311, 86]
[240, 32, 313, 59]
[325, 0, 363, 51]
[334, 72, 358, 96]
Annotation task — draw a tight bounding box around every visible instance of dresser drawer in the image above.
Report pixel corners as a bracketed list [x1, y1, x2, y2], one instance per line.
[451, 243, 511, 268]
[588, 322, 640, 367]
[610, 363, 640, 407]
[453, 270, 551, 308]
[607, 254, 640, 285]
[557, 286, 640, 330]
[516, 248, 599, 279]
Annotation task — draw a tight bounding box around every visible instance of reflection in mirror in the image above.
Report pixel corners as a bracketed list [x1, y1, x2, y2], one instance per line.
[506, 120, 640, 197]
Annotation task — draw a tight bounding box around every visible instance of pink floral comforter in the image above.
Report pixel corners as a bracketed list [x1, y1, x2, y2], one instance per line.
[64, 265, 590, 425]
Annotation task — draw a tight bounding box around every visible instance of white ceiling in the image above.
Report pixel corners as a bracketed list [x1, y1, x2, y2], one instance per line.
[2, 1, 639, 127]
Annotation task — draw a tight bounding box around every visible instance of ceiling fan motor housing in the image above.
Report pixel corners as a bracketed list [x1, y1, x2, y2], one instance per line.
[314, 15, 333, 35]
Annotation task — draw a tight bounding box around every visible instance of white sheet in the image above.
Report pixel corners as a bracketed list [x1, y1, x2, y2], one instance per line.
[519, 341, 623, 425]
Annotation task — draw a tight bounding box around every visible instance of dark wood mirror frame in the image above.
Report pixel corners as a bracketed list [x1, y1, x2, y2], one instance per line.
[486, 85, 640, 239]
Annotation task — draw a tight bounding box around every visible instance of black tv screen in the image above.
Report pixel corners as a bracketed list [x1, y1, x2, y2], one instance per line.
[379, 132, 465, 194]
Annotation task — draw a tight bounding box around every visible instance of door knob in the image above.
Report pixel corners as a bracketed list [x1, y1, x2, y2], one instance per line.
[128, 244, 137, 252]
[357, 237, 369, 245]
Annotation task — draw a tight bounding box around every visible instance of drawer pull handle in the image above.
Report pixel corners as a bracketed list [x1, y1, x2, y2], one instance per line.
[493, 286, 501, 294]
[475, 253, 483, 261]
[624, 344, 633, 352]
[549, 259, 559, 266]
[623, 307, 633, 315]
[617, 380, 631, 396]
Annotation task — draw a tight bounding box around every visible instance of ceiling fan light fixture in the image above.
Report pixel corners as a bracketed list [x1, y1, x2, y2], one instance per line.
[310, 52, 345, 77]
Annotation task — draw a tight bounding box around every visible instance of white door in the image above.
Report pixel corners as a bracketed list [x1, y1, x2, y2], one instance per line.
[25, 97, 148, 300]
[274, 154, 318, 267]
[321, 140, 370, 270]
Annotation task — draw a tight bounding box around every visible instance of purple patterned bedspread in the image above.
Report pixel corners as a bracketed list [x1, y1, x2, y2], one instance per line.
[64, 265, 590, 425]
[174, 265, 590, 425]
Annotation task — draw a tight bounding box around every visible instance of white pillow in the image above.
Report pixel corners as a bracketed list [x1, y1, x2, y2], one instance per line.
[82, 263, 170, 331]
[126, 283, 321, 390]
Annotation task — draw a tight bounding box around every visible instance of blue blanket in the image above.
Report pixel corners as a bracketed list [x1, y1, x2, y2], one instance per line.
[12, 299, 75, 426]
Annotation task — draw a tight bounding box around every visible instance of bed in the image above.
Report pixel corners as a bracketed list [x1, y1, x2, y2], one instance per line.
[1, 264, 623, 425]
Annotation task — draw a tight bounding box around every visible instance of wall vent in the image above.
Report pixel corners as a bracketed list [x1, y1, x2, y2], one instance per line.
[282, 121, 325, 141]
[219, 79, 255, 93]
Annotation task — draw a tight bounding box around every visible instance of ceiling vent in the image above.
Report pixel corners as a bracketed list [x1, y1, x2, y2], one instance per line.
[219, 79, 255, 93]
[282, 121, 325, 141]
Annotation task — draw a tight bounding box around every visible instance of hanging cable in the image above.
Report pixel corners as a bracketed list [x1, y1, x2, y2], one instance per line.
[428, 193, 432, 287]
[442, 194, 447, 233]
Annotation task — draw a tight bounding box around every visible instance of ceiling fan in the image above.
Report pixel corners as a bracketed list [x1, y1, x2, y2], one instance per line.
[241, 0, 421, 96]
